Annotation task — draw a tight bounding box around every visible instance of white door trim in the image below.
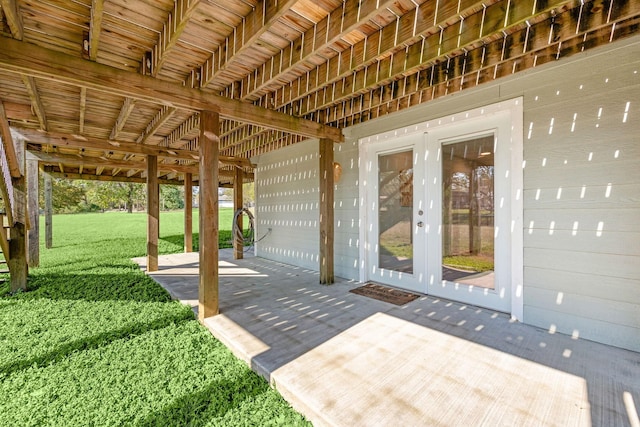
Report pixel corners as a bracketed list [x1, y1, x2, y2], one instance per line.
[358, 98, 523, 320]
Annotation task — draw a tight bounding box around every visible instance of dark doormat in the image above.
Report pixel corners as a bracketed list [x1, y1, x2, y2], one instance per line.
[349, 282, 420, 306]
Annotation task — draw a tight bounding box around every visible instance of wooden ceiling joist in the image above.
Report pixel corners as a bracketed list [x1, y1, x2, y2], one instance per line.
[163, 113, 199, 148]
[109, 97, 136, 140]
[152, 0, 201, 77]
[89, 0, 105, 61]
[137, 105, 178, 144]
[237, 0, 400, 102]
[199, 0, 298, 89]
[20, 75, 47, 131]
[0, 0, 23, 40]
[79, 87, 87, 134]
[319, 3, 640, 127]
[0, 35, 343, 142]
[258, 0, 518, 112]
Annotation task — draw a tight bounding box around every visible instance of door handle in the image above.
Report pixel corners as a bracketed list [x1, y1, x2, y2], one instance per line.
[417, 221, 424, 227]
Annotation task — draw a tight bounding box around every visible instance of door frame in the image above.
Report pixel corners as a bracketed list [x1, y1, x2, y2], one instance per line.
[358, 98, 524, 320]
[362, 136, 427, 294]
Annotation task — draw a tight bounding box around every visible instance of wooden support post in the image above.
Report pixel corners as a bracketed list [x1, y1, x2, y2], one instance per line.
[44, 173, 52, 249]
[146, 155, 159, 272]
[184, 173, 193, 253]
[319, 138, 334, 284]
[9, 137, 27, 291]
[233, 167, 243, 259]
[8, 205, 27, 291]
[26, 159, 39, 267]
[198, 111, 219, 321]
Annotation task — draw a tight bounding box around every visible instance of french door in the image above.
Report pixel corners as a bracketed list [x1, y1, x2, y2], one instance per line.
[361, 102, 522, 314]
[365, 135, 426, 293]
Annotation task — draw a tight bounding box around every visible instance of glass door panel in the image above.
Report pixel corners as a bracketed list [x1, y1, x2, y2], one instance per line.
[378, 150, 414, 274]
[441, 136, 495, 289]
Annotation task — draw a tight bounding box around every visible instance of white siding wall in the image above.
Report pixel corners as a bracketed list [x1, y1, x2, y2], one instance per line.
[255, 36, 640, 351]
[254, 139, 320, 270]
[334, 138, 361, 279]
[500, 42, 640, 352]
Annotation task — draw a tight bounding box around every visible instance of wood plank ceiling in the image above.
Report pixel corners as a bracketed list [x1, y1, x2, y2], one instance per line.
[0, 0, 638, 185]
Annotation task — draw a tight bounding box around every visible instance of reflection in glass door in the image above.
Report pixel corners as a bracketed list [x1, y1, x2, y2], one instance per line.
[441, 136, 495, 289]
[378, 150, 413, 273]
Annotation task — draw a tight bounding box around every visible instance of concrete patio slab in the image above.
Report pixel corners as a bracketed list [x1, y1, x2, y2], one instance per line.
[134, 251, 640, 427]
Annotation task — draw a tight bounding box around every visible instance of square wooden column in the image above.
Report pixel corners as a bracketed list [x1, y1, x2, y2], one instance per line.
[44, 172, 52, 249]
[146, 155, 159, 272]
[198, 111, 219, 320]
[26, 158, 39, 267]
[184, 173, 193, 253]
[233, 167, 243, 259]
[319, 138, 334, 284]
[9, 135, 27, 291]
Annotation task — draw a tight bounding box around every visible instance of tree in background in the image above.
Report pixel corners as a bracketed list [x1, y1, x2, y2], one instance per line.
[160, 185, 184, 210]
[85, 182, 145, 212]
[38, 177, 86, 213]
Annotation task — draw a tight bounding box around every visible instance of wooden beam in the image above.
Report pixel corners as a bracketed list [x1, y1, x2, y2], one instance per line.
[31, 150, 253, 180]
[184, 172, 192, 253]
[30, 151, 196, 174]
[319, 138, 334, 284]
[89, 0, 104, 61]
[44, 172, 52, 249]
[79, 87, 87, 134]
[0, 100, 21, 177]
[146, 155, 159, 272]
[109, 97, 136, 140]
[0, 35, 343, 142]
[233, 166, 243, 259]
[136, 105, 178, 144]
[198, 110, 219, 320]
[26, 158, 38, 267]
[0, 0, 23, 40]
[199, 0, 298, 88]
[21, 129, 196, 161]
[43, 168, 183, 185]
[20, 76, 48, 131]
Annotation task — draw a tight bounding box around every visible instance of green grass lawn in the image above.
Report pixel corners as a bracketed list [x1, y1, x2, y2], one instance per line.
[0, 210, 309, 426]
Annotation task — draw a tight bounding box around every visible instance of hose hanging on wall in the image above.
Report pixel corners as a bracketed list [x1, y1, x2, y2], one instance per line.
[232, 208, 255, 248]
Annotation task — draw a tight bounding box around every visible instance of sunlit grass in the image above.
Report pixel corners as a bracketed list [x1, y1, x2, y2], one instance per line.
[442, 255, 494, 272]
[0, 210, 309, 426]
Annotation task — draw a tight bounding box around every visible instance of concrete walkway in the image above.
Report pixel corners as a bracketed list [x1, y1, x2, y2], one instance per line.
[134, 251, 640, 427]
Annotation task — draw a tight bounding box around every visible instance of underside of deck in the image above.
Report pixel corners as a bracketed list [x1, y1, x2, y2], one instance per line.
[135, 250, 640, 427]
